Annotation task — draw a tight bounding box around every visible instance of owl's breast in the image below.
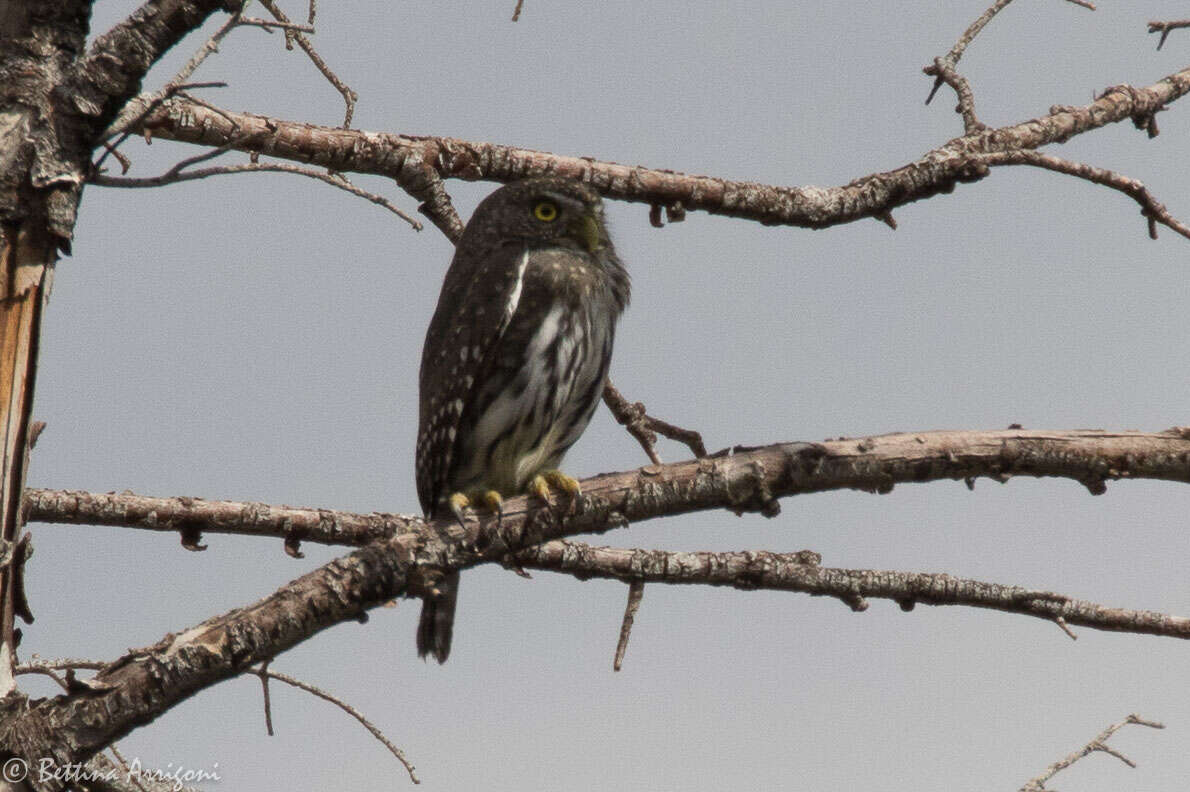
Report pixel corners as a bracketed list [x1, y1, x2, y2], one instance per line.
[453, 297, 613, 495]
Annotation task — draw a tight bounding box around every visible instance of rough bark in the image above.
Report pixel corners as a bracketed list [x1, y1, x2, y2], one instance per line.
[24, 428, 1190, 549]
[7, 428, 1190, 779]
[131, 67, 1190, 231]
[0, 0, 237, 776]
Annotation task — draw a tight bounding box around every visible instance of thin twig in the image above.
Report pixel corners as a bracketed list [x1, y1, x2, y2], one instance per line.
[236, 17, 316, 33]
[257, 0, 357, 127]
[251, 668, 419, 784]
[924, 0, 1093, 132]
[94, 83, 229, 173]
[512, 0, 524, 21]
[1148, 20, 1190, 51]
[923, 57, 984, 132]
[91, 163, 422, 229]
[170, 7, 244, 87]
[257, 660, 274, 736]
[92, 2, 242, 164]
[975, 150, 1190, 241]
[602, 381, 706, 464]
[16, 657, 106, 673]
[1019, 714, 1163, 791]
[613, 580, 644, 671]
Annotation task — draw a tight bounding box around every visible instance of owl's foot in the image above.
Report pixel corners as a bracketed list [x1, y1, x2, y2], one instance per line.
[447, 489, 504, 529]
[447, 492, 471, 529]
[529, 470, 582, 512]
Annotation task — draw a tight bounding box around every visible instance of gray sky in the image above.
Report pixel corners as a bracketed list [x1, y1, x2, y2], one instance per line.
[23, 1, 1190, 789]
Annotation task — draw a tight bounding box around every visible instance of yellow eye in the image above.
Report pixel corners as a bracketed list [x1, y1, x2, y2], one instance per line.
[533, 201, 559, 222]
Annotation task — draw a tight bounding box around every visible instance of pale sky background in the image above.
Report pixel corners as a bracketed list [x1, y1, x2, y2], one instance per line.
[19, 1, 1190, 790]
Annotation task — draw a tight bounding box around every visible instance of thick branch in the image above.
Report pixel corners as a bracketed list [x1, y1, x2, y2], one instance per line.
[78, 0, 231, 131]
[9, 427, 1190, 777]
[25, 428, 1190, 549]
[131, 67, 1190, 230]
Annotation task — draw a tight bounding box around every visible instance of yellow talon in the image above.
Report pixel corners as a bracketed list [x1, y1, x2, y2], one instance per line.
[448, 492, 471, 528]
[543, 470, 581, 496]
[529, 470, 582, 506]
[480, 490, 504, 528]
[479, 490, 504, 512]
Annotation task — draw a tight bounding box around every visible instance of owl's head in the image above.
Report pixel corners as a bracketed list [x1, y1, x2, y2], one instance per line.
[465, 177, 611, 255]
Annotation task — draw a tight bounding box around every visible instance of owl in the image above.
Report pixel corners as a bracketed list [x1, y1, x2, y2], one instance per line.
[415, 177, 630, 662]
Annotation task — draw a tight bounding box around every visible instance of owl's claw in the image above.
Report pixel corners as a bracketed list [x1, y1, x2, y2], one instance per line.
[448, 492, 471, 530]
[479, 490, 504, 529]
[529, 470, 582, 513]
[447, 489, 504, 531]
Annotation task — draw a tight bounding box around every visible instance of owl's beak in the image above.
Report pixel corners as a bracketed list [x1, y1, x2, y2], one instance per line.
[569, 213, 602, 253]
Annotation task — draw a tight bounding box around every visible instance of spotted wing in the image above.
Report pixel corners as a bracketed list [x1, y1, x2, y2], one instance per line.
[416, 241, 530, 515]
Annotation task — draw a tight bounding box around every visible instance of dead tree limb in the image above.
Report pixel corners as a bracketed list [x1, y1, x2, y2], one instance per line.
[129, 66, 1190, 233]
[25, 428, 1190, 550]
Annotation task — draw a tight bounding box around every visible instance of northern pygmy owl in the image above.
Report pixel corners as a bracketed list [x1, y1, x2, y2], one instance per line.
[415, 177, 630, 662]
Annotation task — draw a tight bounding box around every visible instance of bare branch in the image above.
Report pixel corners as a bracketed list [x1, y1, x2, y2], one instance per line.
[26, 427, 1190, 548]
[167, 7, 244, 88]
[10, 427, 1190, 771]
[133, 66, 1190, 233]
[25, 488, 416, 547]
[976, 150, 1190, 240]
[80, 0, 232, 129]
[252, 667, 419, 784]
[923, 56, 984, 133]
[256, 660, 274, 736]
[16, 658, 106, 674]
[924, 0, 1094, 132]
[516, 541, 1190, 642]
[613, 580, 644, 672]
[602, 382, 706, 464]
[236, 17, 316, 34]
[1020, 714, 1164, 791]
[256, 0, 357, 127]
[942, 0, 1092, 68]
[91, 162, 423, 230]
[1148, 19, 1190, 51]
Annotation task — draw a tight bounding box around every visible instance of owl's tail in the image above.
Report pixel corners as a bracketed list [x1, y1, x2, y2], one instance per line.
[417, 570, 459, 663]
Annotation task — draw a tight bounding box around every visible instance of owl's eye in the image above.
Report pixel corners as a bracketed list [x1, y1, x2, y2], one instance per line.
[532, 201, 559, 222]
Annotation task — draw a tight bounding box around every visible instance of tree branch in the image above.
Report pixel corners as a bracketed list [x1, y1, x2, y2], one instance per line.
[91, 162, 423, 229]
[1020, 714, 1164, 791]
[78, 0, 232, 130]
[252, 668, 417, 783]
[974, 150, 1190, 239]
[1148, 19, 1190, 51]
[601, 382, 706, 465]
[25, 428, 1190, 551]
[129, 65, 1190, 233]
[515, 540, 1190, 641]
[10, 426, 1190, 777]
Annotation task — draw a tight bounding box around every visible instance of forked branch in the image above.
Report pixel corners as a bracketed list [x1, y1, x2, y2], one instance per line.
[132, 64, 1190, 237]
